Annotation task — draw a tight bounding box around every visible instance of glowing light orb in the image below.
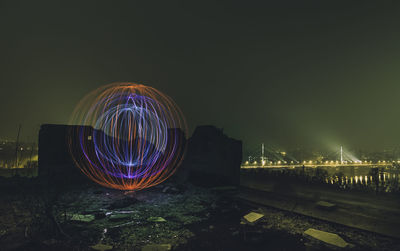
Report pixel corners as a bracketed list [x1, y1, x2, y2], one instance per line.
[68, 83, 187, 190]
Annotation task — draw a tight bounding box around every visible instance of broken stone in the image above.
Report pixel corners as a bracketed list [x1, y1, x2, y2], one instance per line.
[69, 214, 95, 223]
[90, 243, 113, 251]
[147, 216, 167, 222]
[162, 186, 180, 194]
[243, 212, 264, 223]
[304, 228, 349, 248]
[108, 197, 138, 209]
[141, 244, 171, 251]
[42, 239, 58, 246]
[109, 213, 132, 221]
[94, 212, 106, 219]
[110, 221, 136, 228]
[316, 201, 336, 210]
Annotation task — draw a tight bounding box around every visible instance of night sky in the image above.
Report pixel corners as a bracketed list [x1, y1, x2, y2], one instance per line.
[1, 1, 400, 151]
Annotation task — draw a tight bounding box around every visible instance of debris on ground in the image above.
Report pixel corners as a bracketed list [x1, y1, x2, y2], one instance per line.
[90, 243, 113, 251]
[304, 228, 349, 248]
[316, 201, 336, 210]
[243, 212, 264, 223]
[1, 182, 400, 250]
[69, 213, 95, 223]
[141, 243, 172, 251]
[147, 216, 167, 222]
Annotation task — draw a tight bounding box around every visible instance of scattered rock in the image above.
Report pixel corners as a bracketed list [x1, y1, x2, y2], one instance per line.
[90, 243, 113, 251]
[42, 239, 58, 246]
[94, 212, 106, 219]
[147, 217, 167, 222]
[316, 201, 336, 210]
[304, 228, 349, 248]
[108, 197, 138, 209]
[243, 212, 264, 223]
[109, 213, 132, 221]
[69, 214, 95, 223]
[142, 244, 172, 251]
[0, 229, 7, 237]
[162, 186, 180, 194]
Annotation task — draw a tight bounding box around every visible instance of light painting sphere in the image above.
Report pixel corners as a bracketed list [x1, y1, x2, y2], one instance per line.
[68, 83, 187, 190]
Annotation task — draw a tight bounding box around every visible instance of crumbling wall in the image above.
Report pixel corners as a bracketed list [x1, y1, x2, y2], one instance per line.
[181, 125, 242, 186]
[38, 124, 89, 184]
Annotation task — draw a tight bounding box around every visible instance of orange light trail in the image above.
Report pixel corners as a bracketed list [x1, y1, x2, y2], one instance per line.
[68, 83, 187, 190]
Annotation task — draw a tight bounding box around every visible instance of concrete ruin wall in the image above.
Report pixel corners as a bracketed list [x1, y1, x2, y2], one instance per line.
[38, 124, 89, 184]
[181, 125, 242, 186]
[39, 124, 242, 187]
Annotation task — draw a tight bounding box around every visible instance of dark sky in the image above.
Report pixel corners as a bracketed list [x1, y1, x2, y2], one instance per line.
[1, 1, 400, 151]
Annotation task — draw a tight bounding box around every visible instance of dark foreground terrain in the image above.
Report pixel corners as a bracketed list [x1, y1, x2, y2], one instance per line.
[0, 178, 399, 251]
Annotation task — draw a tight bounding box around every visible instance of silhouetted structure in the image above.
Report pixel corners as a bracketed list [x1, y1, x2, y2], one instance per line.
[181, 125, 242, 186]
[39, 124, 241, 188]
[38, 124, 89, 185]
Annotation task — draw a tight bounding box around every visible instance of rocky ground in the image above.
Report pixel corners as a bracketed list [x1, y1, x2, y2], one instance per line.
[0, 180, 400, 250]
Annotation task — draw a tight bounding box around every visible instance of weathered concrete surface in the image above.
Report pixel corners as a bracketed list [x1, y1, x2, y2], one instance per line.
[142, 244, 172, 251]
[304, 228, 348, 248]
[316, 201, 336, 210]
[243, 212, 264, 223]
[90, 243, 113, 251]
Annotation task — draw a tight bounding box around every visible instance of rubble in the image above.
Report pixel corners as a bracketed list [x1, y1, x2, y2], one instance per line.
[304, 228, 349, 248]
[90, 243, 113, 251]
[108, 196, 139, 209]
[147, 217, 167, 222]
[1, 181, 400, 250]
[316, 201, 336, 210]
[243, 212, 264, 223]
[69, 214, 95, 223]
[141, 244, 172, 251]
[109, 213, 132, 221]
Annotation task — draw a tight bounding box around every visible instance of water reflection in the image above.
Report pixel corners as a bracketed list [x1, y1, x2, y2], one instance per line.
[318, 165, 400, 193]
[242, 164, 400, 194]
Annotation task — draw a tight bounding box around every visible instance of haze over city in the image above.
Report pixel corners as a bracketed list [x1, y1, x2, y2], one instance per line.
[1, 1, 400, 152]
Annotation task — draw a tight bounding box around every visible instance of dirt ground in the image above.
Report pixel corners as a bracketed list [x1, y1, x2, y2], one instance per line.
[0, 179, 399, 251]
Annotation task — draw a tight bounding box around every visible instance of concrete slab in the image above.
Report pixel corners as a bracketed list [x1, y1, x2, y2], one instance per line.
[316, 201, 336, 210]
[90, 243, 113, 251]
[142, 244, 171, 251]
[147, 216, 167, 222]
[304, 228, 348, 248]
[69, 214, 95, 223]
[243, 212, 264, 223]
